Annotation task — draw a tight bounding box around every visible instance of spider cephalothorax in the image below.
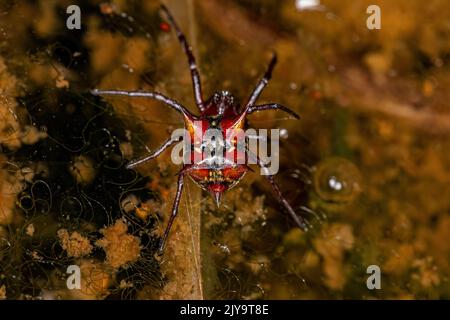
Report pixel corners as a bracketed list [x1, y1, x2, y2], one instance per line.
[91, 5, 307, 254]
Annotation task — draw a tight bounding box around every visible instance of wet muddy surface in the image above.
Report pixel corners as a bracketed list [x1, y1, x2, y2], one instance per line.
[0, 0, 449, 299]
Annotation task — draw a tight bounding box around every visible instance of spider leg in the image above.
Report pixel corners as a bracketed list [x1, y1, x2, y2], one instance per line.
[248, 150, 309, 231]
[126, 136, 182, 169]
[90, 89, 193, 117]
[161, 5, 205, 113]
[265, 174, 309, 231]
[248, 103, 300, 119]
[244, 53, 277, 109]
[158, 173, 185, 254]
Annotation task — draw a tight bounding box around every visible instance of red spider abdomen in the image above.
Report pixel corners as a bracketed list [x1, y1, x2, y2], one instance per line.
[188, 165, 248, 195]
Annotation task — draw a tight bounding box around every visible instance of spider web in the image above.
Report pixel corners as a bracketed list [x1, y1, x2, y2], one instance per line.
[0, 0, 166, 300]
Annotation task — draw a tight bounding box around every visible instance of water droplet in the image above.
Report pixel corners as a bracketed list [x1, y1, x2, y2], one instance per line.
[313, 157, 361, 202]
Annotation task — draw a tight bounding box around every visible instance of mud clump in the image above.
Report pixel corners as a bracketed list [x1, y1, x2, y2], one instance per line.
[313, 223, 355, 290]
[96, 219, 141, 269]
[58, 229, 93, 258]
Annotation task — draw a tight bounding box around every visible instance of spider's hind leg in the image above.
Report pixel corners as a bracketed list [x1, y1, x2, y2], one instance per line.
[158, 173, 185, 254]
[265, 174, 310, 231]
[249, 150, 309, 231]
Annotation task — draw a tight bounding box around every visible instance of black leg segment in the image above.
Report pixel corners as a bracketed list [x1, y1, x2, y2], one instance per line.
[90, 89, 193, 116]
[247, 103, 300, 119]
[245, 53, 277, 108]
[161, 5, 205, 112]
[158, 173, 185, 254]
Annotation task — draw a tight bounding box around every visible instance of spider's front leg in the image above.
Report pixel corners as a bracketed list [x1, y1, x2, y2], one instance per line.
[245, 53, 277, 109]
[247, 103, 300, 119]
[243, 53, 300, 120]
[158, 172, 185, 254]
[161, 5, 205, 113]
[90, 89, 193, 117]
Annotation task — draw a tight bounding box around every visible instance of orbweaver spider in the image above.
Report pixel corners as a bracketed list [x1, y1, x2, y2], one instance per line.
[91, 5, 308, 254]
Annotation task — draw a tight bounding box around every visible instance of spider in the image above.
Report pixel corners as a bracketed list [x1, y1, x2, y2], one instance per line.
[91, 5, 308, 254]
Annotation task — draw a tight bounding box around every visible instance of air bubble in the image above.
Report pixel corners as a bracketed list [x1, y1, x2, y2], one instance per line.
[313, 157, 361, 202]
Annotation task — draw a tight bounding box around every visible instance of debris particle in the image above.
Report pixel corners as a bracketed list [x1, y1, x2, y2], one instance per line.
[100, 2, 117, 15]
[411, 257, 440, 288]
[26, 223, 35, 236]
[55, 74, 69, 89]
[31, 250, 42, 261]
[119, 279, 133, 289]
[135, 200, 159, 221]
[96, 219, 141, 268]
[121, 194, 139, 213]
[234, 192, 266, 226]
[0, 285, 6, 300]
[119, 142, 134, 159]
[0, 155, 25, 225]
[314, 223, 355, 290]
[69, 155, 96, 185]
[78, 260, 112, 299]
[20, 125, 48, 145]
[58, 229, 93, 258]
